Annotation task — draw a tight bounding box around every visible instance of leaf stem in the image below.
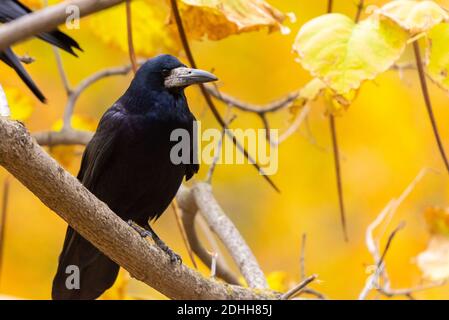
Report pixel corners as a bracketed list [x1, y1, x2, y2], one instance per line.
[413, 41, 449, 174]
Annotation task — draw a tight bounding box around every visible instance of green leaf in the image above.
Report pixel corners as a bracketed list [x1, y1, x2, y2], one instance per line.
[427, 23, 449, 92]
[293, 13, 409, 95]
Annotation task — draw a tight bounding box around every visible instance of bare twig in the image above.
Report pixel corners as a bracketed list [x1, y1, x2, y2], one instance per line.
[300, 233, 306, 280]
[125, 0, 138, 74]
[327, 0, 333, 13]
[413, 41, 449, 174]
[329, 114, 348, 242]
[359, 169, 446, 300]
[52, 47, 72, 99]
[355, 0, 365, 23]
[275, 104, 311, 146]
[63, 63, 138, 127]
[0, 0, 127, 51]
[206, 113, 236, 184]
[206, 85, 300, 114]
[0, 118, 278, 300]
[281, 274, 317, 300]
[18, 54, 35, 64]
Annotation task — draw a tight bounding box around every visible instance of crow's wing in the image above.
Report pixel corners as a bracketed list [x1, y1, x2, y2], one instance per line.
[185, 113, 199, 180]
[0, 48, 46, 102]
[78, 105, 123, 190]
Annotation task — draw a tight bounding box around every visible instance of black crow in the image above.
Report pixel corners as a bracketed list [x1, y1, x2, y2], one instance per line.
[52, 54, 217, 300]
[0, 0, 82, 102]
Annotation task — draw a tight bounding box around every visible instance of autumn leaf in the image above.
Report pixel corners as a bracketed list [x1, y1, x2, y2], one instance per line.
[375, 0, 449, 34]
[293, 14, 409, 96]
[88, 0, 179, 57]
[174, 0, 290, 41]
[426, 23, 449, 92]
[417, 207, 449, 281]
[289, 78, 326, 116]
[3, 86, 34, 121]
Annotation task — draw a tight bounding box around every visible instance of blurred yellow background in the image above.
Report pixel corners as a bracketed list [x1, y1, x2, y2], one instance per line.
[1, 0, 449, 299]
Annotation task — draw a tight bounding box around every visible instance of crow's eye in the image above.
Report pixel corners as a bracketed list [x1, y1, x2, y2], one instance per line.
[161, 69, 171, 77]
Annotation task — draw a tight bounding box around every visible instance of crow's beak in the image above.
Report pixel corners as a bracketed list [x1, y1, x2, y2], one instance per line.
[164, 67, 218, 88]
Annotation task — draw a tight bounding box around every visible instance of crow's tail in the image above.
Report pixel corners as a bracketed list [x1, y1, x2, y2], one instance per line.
[38, 30, 82, 57]
[0, 48, 46, 103]
[52, 226, 120, 300]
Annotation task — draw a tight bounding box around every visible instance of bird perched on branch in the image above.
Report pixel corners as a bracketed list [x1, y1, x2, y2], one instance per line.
[0, 0, 81, 102]
[52, 54, 217, 300]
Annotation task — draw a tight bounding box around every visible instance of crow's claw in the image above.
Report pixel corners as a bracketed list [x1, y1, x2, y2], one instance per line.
[128, 220, 182, 265]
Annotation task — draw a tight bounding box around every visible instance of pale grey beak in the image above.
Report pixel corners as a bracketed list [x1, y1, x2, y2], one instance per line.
[164, 67, 218, 88]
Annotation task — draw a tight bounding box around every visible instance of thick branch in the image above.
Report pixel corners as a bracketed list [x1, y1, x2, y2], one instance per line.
[0, 0, 126, 51]
[0, 118, 277, 300]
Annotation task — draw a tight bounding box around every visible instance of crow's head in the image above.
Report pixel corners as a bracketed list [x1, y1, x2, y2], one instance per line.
[136, 54, 217, 91]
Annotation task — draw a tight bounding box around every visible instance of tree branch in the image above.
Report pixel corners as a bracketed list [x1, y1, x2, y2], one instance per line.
[192, 182, 268, 289]
[0, 0, 127, 51]
[0, 118, 278, 299]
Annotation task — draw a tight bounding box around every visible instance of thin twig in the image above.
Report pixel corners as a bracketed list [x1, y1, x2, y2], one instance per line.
[206, 113, 237, 183]
[355, 0, 365, 23]
[329, 114, 348, 242]
[413, 41, 449, 174]
[281, 274, 317, 300]
[169, 0, 280, 192]
[327, 0, 333, 13]
[377, 222, 406, 270]
[300, 233, 306, 280]
[52, 47, 72, 97]
[206, 85, 300, 114]
[125, 0, 138, 74]
[326, 0, 348, 242]
[274, 104, 311, 147]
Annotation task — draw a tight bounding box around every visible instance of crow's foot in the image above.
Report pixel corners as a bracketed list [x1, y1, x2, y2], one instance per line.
[127, 220, 182, 265]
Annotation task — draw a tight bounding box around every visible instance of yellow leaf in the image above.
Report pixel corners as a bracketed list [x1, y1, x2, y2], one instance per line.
[427, 23, 449, 92]
[266, 271, 288, 292]
[293, 14, 409, 96]
[176, 0, 289, 41]
[375, 0, 449, 34]
[88, 0, 179, 57]
[50, 115, 97, 167]
[289, 78, 326, 115]
[424, 207, 449, 236]
[3, 86, 34, 121]
[417, 207, 449, 281]
[417, 235, 449, 281]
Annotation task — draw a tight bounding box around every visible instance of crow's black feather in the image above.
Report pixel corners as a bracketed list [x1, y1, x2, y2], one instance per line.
[52, 55, 201, 300]
[0, 0, 82, 101]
